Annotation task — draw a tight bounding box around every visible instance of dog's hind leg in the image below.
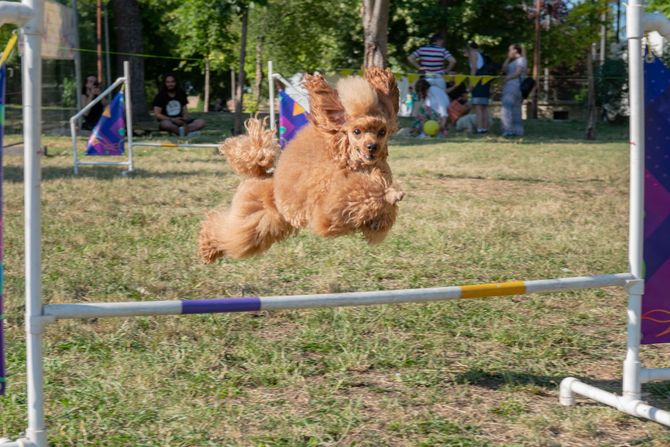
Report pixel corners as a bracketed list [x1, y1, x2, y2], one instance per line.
[198, 178, 295, 262]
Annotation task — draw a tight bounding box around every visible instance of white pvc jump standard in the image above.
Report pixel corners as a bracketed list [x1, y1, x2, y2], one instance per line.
[2, 1, 670, 445]
[557, 2, 670, 425]
[70, 62, 130, 175]
[71, 61, 218, 176]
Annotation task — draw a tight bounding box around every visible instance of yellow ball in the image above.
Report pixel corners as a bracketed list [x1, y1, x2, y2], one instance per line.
[423, 120, 440, 137]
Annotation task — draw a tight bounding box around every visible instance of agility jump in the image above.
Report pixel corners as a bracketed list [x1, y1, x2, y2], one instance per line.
[1, 0, 670, 445]
[70, 61, 218, 175]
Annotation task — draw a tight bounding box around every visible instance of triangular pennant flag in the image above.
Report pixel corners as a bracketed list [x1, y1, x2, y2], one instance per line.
[480, 75, 495, 85]
[454, 74, 467, 86]
[279, 90, 309, 149]
[443, 74, 455, 82]
[293, 101, 305, 116]
[407, 73, 419, 84]
[469, 76, 482, 87]
[85, 91, 126, 156]
[339, 69, 353, 77]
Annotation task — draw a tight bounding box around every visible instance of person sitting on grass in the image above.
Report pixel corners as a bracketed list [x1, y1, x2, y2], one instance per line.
[447, 91, 472, 130]
[412, 78, 449, 138]
[152, 73, 206, 137]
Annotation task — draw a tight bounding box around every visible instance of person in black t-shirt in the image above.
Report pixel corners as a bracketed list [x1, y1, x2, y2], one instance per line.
[152, 73, 205, 136]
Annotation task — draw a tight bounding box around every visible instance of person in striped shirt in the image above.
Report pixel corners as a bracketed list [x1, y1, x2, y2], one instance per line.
[407, 34, 456, 91]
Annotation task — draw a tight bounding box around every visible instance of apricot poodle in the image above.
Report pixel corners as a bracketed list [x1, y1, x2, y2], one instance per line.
[198, 67, 405, 263]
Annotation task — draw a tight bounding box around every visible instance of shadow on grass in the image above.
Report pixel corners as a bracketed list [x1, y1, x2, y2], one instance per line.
[454, 366, 670, 409]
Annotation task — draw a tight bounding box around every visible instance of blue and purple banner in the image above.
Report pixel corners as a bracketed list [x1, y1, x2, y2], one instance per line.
[279, 90, 309, 149]
[641, 54, 670, 344]
[85, 91, 125, 156]
[0, 63, 6, 394]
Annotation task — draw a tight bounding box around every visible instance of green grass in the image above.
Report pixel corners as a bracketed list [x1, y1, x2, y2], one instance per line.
[1, 117, 670, 446]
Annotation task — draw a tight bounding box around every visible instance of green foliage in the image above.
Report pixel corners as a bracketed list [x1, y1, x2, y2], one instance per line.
[648, 0, 670, 17]
[61, 77, 77, 108]
[543, 0, 609, 69]
[256, 0, 361, 75]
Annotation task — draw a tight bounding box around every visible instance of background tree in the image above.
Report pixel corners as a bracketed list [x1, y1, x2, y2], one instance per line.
[110, 0, 148, 120]
[363, 0, 390, 67]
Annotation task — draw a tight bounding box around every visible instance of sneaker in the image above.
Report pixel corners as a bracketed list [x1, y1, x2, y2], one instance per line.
[187, 130, 201, 137]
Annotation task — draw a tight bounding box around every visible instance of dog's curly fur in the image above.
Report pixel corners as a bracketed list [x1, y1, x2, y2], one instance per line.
[199, 67, 405, 263]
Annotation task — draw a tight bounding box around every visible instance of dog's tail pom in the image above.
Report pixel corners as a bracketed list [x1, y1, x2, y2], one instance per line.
[219, 116, 280, 178]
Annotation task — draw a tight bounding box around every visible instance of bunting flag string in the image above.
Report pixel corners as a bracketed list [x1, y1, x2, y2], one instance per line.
[338, 69, 501, 86]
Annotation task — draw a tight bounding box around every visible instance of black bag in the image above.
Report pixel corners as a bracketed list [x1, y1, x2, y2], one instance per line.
[520, 77, 536, 99]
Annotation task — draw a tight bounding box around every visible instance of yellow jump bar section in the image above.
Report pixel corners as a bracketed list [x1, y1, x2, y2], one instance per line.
[0, 33, 18, 66]
[460, 281, 526, 299]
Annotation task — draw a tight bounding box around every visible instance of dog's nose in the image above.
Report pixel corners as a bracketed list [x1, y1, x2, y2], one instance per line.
[367, 143, 378, 152]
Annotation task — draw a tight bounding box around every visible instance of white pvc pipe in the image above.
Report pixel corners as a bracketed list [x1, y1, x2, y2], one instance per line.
[76, 161, 130, 166]
[624, 0, 645, 403]
[70, 76, 125, 175]
[21, 0, 46, 444]
[124, 61, 134, 173]
[644, 12, 670, 38]
[0, 2, 33, 27]
[561, 378, 670, 426]
[268, 60, 275, 131]
[43, 273, 632, 320]
[69, 77, 125, 122]
[131, 142, 219, 148]
[641, 367, 670, 383]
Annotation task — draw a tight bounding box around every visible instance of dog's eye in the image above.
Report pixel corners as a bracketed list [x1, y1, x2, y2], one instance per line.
[353, 128, 361, 135]
[378, 129, 386, 137]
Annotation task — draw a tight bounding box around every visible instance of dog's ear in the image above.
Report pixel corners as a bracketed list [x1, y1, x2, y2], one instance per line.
[364, 67, 400, 118]
[304, 74, 345, 134]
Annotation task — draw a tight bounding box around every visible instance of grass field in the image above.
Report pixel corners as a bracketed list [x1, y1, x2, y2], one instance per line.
[1, 115, 669, 446]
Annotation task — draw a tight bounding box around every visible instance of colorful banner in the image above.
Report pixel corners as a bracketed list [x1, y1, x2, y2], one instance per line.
[85, 91, 126, 156]
[0, 63, 5, 395]
[641, 54, 670, 344]
[279, 90, 309, 149]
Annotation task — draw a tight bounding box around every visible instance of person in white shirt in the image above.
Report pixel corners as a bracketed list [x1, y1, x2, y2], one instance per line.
[413, 78, 450, 137]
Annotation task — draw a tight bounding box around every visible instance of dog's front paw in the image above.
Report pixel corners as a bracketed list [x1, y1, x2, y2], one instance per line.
[384, 188, 405, 205]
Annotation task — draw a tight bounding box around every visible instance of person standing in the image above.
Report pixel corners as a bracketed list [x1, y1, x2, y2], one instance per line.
[408, 34, 456, 91]
[80, 74, 106, 131]
[464, 42, 491, 134]
[152, 73, 206, 136]
[501, 44, 528, 137]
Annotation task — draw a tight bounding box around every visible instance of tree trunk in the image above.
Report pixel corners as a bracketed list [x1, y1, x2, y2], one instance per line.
[110, 0, 148, 121]
[585, 44, 597, 140]
[254, 36, 264, 110]
[234, 8, 249, 135]
[363, 0, 389, 68]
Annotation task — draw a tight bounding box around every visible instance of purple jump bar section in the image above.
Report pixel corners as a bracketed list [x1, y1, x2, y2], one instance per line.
[181, 297, 262, 314]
